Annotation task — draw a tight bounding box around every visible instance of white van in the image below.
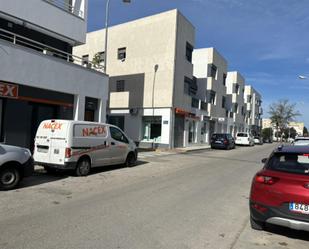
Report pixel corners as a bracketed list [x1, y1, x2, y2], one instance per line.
[235, 132, 254, 146]
[33, 120, 137, 176]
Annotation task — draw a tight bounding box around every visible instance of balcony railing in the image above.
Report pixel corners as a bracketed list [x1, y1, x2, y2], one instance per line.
[0, 28, 103, 72]
[43, 0, 84, 18]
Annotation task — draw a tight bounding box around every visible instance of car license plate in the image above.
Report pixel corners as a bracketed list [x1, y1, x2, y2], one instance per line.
[54, 149, 59, 154]
[289, 203, 309, 214]
[215, 141, 221, 144]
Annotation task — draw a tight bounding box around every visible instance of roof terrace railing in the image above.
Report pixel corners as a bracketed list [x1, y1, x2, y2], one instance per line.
[0, 28, 103, 72]
[43, 0, 84, 19]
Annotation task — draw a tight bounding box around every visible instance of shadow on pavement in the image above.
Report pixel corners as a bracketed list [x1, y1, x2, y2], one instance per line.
[16, 160, 149, 189]
[17, 169, 68, 189]
[265, 224, 309, 241]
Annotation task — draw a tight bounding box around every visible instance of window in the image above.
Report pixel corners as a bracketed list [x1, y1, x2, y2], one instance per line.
[234, 103, 238, 113]
[225, 110, 229, 117]
[222, 96, 226, 108]
[118, 47, 126, 60]
[223, 73, 227, 86]
[241, 106, 245, 115]
[184, 77, 190, 95]
[247, 95, 252, 103]
[201, 101, 208, 111]
[267, 153, 309, 176]
[116, 80, 125, 92]
[186, 42, 193, 62]
[110, 126, 129, 144]
[191, 98, 199, 108]
[234, 84, 240, 94]
[82, 54, 89, 66]
[98, 51, 105, 63]
[184, 77, 197, 96]
[209, 90, 216, 104]
[208, 64, 217, 78]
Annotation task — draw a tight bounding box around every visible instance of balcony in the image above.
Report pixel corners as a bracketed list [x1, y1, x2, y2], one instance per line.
[109, 92, 130, 108]
[0, 28, 107, 100]
[0, 28, 100, 70]
[43, 0, 84, 18]
[1, 0, 86, 44]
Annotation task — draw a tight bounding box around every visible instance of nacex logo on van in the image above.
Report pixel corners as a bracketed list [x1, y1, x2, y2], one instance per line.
[82, 126, 107, 137]
[43, 122, 63, 130]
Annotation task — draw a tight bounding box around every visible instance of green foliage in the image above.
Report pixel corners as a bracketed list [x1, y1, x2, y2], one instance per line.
[283, 127, 297, 139]
[268, 99, 300, 140]
[304, 126, 308, 136]
[261, 128, 273, 140]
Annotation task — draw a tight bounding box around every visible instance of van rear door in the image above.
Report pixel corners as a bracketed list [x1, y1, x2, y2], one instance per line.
[34, 120, 68, 165]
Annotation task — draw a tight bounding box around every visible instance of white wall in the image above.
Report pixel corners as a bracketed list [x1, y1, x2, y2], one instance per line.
[0, 0, 87, 44]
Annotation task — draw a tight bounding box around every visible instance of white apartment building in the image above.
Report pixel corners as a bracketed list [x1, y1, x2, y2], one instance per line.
[192, 48, 228, 139]
[244, 85, 262, 135]
[0, 0, 108, 149]
[74, 9, 201, 148]
[226, 71, 246, 137]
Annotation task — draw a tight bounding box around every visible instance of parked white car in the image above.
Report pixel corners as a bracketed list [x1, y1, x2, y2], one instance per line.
[33, 120, 138, 176]
[0, 144, 33, 190]
[235, 132, 254, 146]
[293, 137, 309, 146]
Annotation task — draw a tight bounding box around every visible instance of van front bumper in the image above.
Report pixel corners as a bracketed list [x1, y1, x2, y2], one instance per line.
[34, 161, 76, 170]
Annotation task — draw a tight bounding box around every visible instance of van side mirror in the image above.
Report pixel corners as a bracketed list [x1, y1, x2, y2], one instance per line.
[261, 158, 267, 164]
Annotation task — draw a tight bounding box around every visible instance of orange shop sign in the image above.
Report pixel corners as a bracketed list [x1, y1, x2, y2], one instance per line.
[0, 82, 18, 98]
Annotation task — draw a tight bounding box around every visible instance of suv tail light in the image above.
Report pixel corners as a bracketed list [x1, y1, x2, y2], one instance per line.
[65, 148, 72, 158]
[255, 175, 279, 185]
[224, 140, 228, 145]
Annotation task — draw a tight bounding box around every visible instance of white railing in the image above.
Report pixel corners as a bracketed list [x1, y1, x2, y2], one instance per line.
[43, 0, 84, 19]
[0, 28, 103, 71]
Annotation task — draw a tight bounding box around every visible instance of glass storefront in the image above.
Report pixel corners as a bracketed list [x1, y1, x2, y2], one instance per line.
[142, 116, 162, 142]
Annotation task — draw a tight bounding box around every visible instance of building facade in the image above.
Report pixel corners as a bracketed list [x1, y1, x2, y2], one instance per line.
[74, 9, 202, 148]
[226, 71, 246, 137]
[74, 9, 264, 148]
[0, 0, 108, 149]
[244, 85, 262, 135]
[192, 48, 229, 140]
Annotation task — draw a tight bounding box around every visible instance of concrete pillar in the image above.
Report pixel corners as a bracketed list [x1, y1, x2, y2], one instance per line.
[97, 98, 106, 123]
[73, 94, 85, 121]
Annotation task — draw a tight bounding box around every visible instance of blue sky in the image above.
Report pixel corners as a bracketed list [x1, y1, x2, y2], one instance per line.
[87, 0, 309, 127]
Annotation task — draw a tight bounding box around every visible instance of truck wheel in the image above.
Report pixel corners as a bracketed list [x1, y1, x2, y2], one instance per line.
[125, 153, 136, 167]
[0, 167, 20, 190]
[75, 158, 91, 176]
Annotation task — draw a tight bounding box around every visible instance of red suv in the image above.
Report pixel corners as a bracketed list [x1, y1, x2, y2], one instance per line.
[250, 145, 309, 231]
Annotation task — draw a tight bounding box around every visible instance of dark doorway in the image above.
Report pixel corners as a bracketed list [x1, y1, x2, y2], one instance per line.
[174, 114, 184, 148]
[108, 116, 125, 131]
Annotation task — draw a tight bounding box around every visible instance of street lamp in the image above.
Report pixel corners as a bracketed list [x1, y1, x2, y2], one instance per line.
[103, 0, 131, 73]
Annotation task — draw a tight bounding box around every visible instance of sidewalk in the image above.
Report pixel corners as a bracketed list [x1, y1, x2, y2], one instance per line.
[138, 144, 211, 159]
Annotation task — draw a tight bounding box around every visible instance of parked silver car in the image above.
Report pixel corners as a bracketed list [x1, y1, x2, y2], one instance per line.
[0, 144, 33, 190]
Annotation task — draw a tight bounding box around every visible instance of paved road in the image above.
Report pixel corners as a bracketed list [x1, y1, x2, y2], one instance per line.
[0, 144, 308, 249]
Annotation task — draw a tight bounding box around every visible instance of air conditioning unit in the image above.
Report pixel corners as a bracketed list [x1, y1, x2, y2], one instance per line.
[129, 108, 139, 116]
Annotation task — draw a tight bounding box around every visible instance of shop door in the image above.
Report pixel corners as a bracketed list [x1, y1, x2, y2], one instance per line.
[174, 114, 184, 148]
